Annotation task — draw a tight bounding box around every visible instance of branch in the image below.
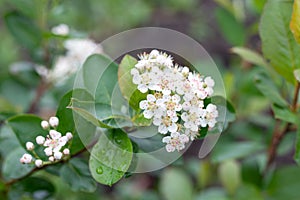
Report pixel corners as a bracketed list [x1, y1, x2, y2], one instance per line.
[4, 147, 88, 186]
[27, 80, 49, 113]
[266, 82, 300, 170]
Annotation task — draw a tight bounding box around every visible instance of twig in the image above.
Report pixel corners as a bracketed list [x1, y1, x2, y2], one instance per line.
[266, 82, 300, 170]
[27, 80, 49, 113]
[5, 147, 88, 186]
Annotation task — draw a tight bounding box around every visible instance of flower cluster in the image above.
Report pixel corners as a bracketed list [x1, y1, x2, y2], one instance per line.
[35, 24, 103, 84]
[20, 117, 73, 167]
[131, 50, 218, 152]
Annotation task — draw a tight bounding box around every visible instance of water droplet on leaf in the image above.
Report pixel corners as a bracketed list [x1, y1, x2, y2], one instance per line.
[96, 166, 103, 174]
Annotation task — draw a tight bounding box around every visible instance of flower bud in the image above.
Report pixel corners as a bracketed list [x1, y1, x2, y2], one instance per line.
[66, 132, 73, 140]
[54, 151, 63, 160]
[41, 120, 49, 130]
[63, 148, 70, 155]
[49, 156, 55, 162]
[26, 142, 34, 151]
[49, 130, 61, 139]
[20, 153, 32, 164]
[35, 159, 43, 168]
[49, 116, 59, 127]
[36, 136, 45, 145]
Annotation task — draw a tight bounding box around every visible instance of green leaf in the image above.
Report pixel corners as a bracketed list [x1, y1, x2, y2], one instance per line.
[211, 142, 265, 163]
[231, 47, 269, 68]
[83, 54, 117, 97]
[290, 0, 300, 44]
[218, 160, 241, 195]
[56, 89, 96, 154]
[267, 166, 300, 200]
[271, 104, 297, 124]
[8, 177, 55, 200]
[68, 98, 132, 128]
[118, 55, 147, 111]
[254, 72, 288, 107]
[160, 168, 193, 200]
[60, 158, 97, 192]
[2, 147, 34, 180]
[7, 114, 48, 159]
[215, 7, 246, 46]
[4, 11, 42, 50]
[260, 0, 300, 83]
[89, 129, 133, 186]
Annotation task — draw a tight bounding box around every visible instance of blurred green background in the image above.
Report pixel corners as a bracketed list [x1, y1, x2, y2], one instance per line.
[2, 0, 300, 200]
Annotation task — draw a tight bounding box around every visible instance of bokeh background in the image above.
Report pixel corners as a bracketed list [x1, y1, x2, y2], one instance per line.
[1, 0, 299, 200]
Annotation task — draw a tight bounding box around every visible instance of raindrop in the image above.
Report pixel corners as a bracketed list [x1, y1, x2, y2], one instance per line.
[96, 166, 103, 174]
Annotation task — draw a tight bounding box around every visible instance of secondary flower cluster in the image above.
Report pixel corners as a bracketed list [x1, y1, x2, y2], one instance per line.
[19, 117, 73, 167]
[131, 50, 218, 152]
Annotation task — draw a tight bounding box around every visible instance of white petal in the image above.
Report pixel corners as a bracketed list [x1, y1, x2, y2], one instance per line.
[139, 100, 148, 110]
[166, 144, 175, 152]
[162, 136, 171, 143]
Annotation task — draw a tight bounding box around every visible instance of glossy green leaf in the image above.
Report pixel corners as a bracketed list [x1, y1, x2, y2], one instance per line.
[271, 104, 297, 124]
[254, 72, 288, 107]
[160, 168, 193, 200]
[89, 129, 133, 186]
[8, 177, 55, 200]
[2, 147, 34, 180]
[260, 0, 300, 83]
[4, 11, 42, 50]
[290, 0, 300, 44]
[60, 158, 97, 192]
[234, 184, 264, 200]
[7, 114, 48, 159]
[56, 89, 96, 154]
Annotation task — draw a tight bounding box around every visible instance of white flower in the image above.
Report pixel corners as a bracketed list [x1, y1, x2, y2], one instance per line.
[63, 148, 70, 155]
[49, 117, 59, 127]
[20, 153, 32, 164]
[181, 109, 205, 132]
[184, 129, 199, 141]
[49, 130, 61, 140]
[153, 114, 178, 134]
[44, 147, 52, 156]
[66, 132, 73, 140]
[201, 104, 218, 128]
[35, 159, 43, 168]
[26, 142, 34, 151]
[36, 136, 45, 145]
[162, 132, 189, 152]
[41, 120, 49, 130]
[140, 94, 164, 119]
[54, 151, 63, 160]
[51, 24, 69, 36]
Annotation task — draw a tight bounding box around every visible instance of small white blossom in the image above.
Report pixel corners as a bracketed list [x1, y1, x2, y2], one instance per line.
[44, 147, 52, 156]
[54, 151, 63, 160]
[26, 142, 34, 151]
[162, 132, 189, 152]
[20, 153, 32, 164]
[49, 117, 59, 127]
[63, 148, 70, 155]
[153, 114, 178, 134]
[184, 129, 199, 141]
[41, 120, 49, 130]
[36, 136, 45, 145]
[51, 24, 69, 36]
[49, 156, 55, 162]
[35, 159, 43, 168]
[66, 132, 73, 140]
